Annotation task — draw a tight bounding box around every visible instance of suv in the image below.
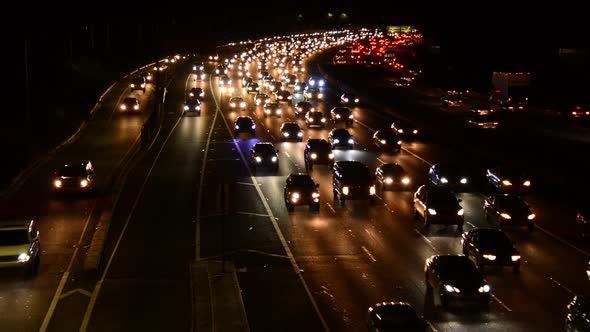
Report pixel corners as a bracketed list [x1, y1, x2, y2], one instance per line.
[332, 161, 376, 206]
[250, 142, 279, 172]
[0, 219, 41, 277]
[413, 184, 464, 229]
[304, 138, 334, 170]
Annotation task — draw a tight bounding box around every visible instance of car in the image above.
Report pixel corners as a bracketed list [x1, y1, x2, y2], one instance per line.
[332, 161, 376, 206]
[274, 90, 293, 105]
[254, 93, 271, 106]
[462, 228, 521, 272]
[304, 87, 323, 101]
[189, 87, 205, 100]
[484, 194, 536, 231]
[193, 70, 206, 81]
[139, 71, 153, 82]
[428, 163, 470, 190]
[192, 62, 205, 72]
[304, 139, 334, 170]
[214, 64, 228, 75]
[305, 110, 327, 128]
[129, 76, 146, 92]
[234, 116, 256, 136]
[390, 120, 419, 140]
[242, 76, 254, 88]
[283, 74, 298, 86]
[470, 104, 494, 115]
[120, 97, 140, 111]
[284, 173, 320, 212]
[328, 128, 354, 149]
[263, 102, 282, 118]
[294, 101, 314, 118]
[280, 122, 303, 142]
[367, 302, 429, 332]
[209, 54, 219, 62]
[394, 77, 412, 87]
[308, 76, 325, 88]
[228, 96, 246, 111]
[294, 82, 308, 94]
[500, 99, 527, 112]
[247, 82, 260, 94]
[566, 295, 590, 332]
[424, 254, 491, 309]
[330, 107, 354, 126]
[340, 92, 360, 106]
[577, 207, 590, 237]
[53, 160, 96, 194]
[486, 167, 532, 194]
[373, 130, 402, 152]
[467, 113, 500, 129]
[441, 93, 463, 107]
[250, 142, 279, 172]
[268, 80, 283, 93]
[413, 185, 464, 229]
[183, 99, 201, 114]
[559, 104, 590, 120]
[375, 163, 411, 191]
[0, 219, 41, 277]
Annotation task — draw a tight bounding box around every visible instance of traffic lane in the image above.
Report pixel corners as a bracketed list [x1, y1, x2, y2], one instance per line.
[86, 72, 206, 331]
[0, 78, 146, 330]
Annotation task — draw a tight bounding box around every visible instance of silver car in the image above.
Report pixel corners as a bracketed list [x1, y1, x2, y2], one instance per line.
[0, 219, 41, 277]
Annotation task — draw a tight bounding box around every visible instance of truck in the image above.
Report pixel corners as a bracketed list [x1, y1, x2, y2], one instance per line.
[489, 72, 531, 108]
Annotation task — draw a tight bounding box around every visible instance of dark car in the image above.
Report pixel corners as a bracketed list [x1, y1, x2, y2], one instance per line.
[424, 254, 491, 309]
[565, 295, 590, 332]
[329, 128, 354, 149]
[391, 120, 419, 139]
[484, 194, 536, 231]
[467, 114, 500, 129]
[305, 110, 327, 128]
[428, 163, 470, 190]
[486, 167, 532, 194]
[53, 160, 96, 194]
[120, 97, 140, 111]
[183, 99, 201, 114]
[304, 139, 334, 170]
[129, 76, 146, 92]
[367, 302, 429, 332]
[254, 92, 271, 106]
[280, 122, 303, 142]
[340, 92, 360, 106]
[373, 130, 402, 152]
[247, 82, 260, 94]
[228, 96, 247, 111]
[274, 90, 293, 105]
[250, 142, 279, 172]
[188, 87, 205, 100]
[294, 82, 308, 94]
[330, 107, 354, 126]
[375, 163, 411, 191]
[441, 93, 463, 107]
[284, 173, 320, 212]
[332, 160, 376, 206]
[413, 185, 464, 229]
[470, 104, 494, 115]
[263, 102, 282, 118]
[304, 87, 323, 101]
[295, 101, 314, 118]
[577, 207, 590, 237]
[462, 228, 521, 272]
[234, 116, 256, 136]
[500, 99, 527, 112]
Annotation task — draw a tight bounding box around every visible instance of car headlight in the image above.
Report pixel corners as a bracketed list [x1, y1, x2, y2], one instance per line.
[312, 192, 320, 198]
[133, 105, 139, 110]
[413, 129, 418, 134]
[354, 98, 359, 103]
[428, 208, 437, 215]
[321, 118, 326, 122]
[184, 105, 189, 110]
[457, 209, 464, 216]
[328, 153, 334, 159]
[380, 139, 386, 144]
[342, 186, 349, 195]
[318, 93, 323, 99]
[333, 139, 340, 144]
[444, 284, 460, 293]
[240, 102, 246, 108]
[235, 125, 239, 129]
[291, 192, 300, 202]
[310, 153, 317, 159]
[342, 98, 349, 102]
[130, 84, 135, 88]
[402, 177, 410, 185]
[397, 140, 402, 145]
[511, 255, 521, 261]
[348, 139, 354, 144]
[500, 213, 512, 219]
[80, 179, 89, 188]
[297, 132, 303, 137]
[384, 178, 393, 184]
[54, 179, 62, 188]
[440, 177, 448, 183]
[336, 114, 341, 119]
[230, 103, 236, 108]
[527, 214, 536, 220]
[251, 124, 256, 129]
[120, 105, 127, 110]
[18, 253, 31, 262]
[502, 180, 512, 186]
[460, 178, 468, 184]
[283, 132, 290, 137]
[478, 285, 491, 293]
[483, 254, 496, 261]
[523, 180, 531, 186]
[255, 156, 262, 163]
[370, 186, 376, 195]
[271, 156, 278, 162]
[397, 128, 404, 133]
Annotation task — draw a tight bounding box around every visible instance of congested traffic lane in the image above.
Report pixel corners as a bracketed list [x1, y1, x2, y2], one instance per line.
[0, 68, 156, 331]
[209, 53, 590, 331]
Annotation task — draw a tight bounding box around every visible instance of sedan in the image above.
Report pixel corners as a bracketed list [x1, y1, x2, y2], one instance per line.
[486, 166, 532, 194]
[274, 90, 292, 105]
[234, 116, 256, 136]
[340, 92, 360, 106]
[391, 120, 419, 139]
[414, 185, 464, 229]
[284, 173, 320, 212]
[367, 302, 429, 332]
[263, 102, 282, 118]
[304, 87, 323, 101]
[295, 101, 314, 118]
[183, 99, 201, 114]
[373, 130, 402, 152]
[330, 107, 354, 126]
[462, 228, 521, 272]
[228, 96, 247, 111]
[120, 97, 140, 111]
[428, 162, 470, 190]
[250, 142, 279, 172]
[484, 194, 536, 231]
[328, 128, 354, 149]
[280, 122, 303, 142]
[53, 160, 96, 194]
[305, 111, 326, 128]
[424, 254, 491, 309]
[375, 163, 411, 191]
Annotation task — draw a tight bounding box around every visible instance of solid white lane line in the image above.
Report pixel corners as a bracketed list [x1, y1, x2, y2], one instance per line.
[491, 294, 512, 312]
[361, 246, 377, 262]
[550, 277, 575, 295]
[79, 108, 184, 332]
[325, 203, 336, 214]
[535, 225, 590, 258]
[413, 229, 439, 253]
[236, 212, 270, 218]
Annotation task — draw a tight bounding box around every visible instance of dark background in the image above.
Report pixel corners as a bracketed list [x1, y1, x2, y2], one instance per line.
[3, 5, 589, 189]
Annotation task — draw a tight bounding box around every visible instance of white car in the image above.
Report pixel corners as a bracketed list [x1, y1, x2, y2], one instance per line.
[0, 219, 41, 277]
